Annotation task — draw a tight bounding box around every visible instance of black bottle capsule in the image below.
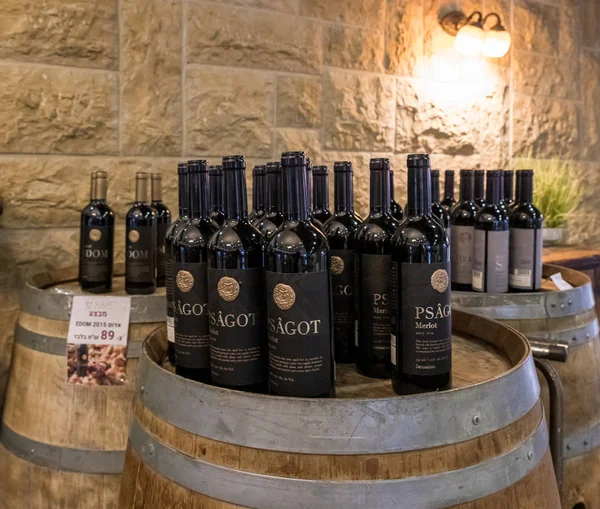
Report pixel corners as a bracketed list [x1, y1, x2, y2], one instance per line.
[430, 170, 450, 229]
[255, 162, 284, 237]
[249, 165, 266, 225]
[441, 170, 456, 212]
[390, 170, 404, 222]
[391, 154, 451, 395]
[151, 173, 171, 288]
[312, 165, 332, 226]
[209, 165, 226, 227]
[498, 170, 509, 217]
[504, 170, 515, 207]
[352, 158, 400, 379]
[474, 170, 486, 208]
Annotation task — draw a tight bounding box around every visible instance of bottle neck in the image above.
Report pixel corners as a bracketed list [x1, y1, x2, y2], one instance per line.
[504, 173, 514, 202]
[283, 165, 310, 220]
[370, 169, 391, 214]
[334, 171, 354, 213]
[253, 173, 265, 212]
[210, 174, 223, 214]
[406, 167, 432, 216]
[313, 173, 329, 212]
[517, 173, 533, 203]
[431, 173, 440, 203]
[460, 174, 474, 201]
[306, 167, 312, 213]
[486, 173, 500, 205]
[444, 174, 454, 199]
[224, 169, 248, 220]
[95, 177, 108, 202]
[515, 173, 522, 204]
[389, 172, 395, 202]
[474, 173, 484, 200]
[90, 176, 97, 201]
[265, 171, 281, 213]
[136, 178, 149, 203]
[189, 172, 210, 219]
[498, 172, 505, 202]
[151, 178, 162, 202]
[179, 173, 189, 216]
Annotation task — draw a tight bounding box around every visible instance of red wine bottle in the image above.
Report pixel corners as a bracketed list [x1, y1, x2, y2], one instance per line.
[504, 170, 515, 207]
[151, 173, 171, 288]
[255, 162, 284, 237]
[209, 165, 225, 227]
[430, 169, 450, 230]
[312, 165, 332, 226]
[390, 170, 404, 222]
[248, 165, 266, 225]
[441, 170, 456, 212]
[474, 169, 485, 208]
[391, 154, 451, 395]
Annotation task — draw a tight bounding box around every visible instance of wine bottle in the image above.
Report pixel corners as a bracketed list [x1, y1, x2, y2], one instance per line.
[255, 161, 284, 237]
[450, 170, 478, 291]
[474, 169, 485, 208]
[151, 173, 171, 288]
[391, 154, 451, 395]
[248, 165, 266, 225]
[498, 170, 509, 216]
[173, 160, 217, 382]
[504, 170, 515, 206]
[165, 163, 190, 364]
[207, 155, 265, 392]
[209, 165, 225, 226]
[79, 171, 114, 293]
[352, 158, 400, 379]
[323, 161, 362, 364]
[265, 152, 334, 397]
[431, 169, 450, 230]
[312, 165, 332, 226]
[390, 170, 404, 221]
[126, 172, 157, 295]
[441, 170, 456, 212]
[509, 170, 543, 292]
[472, 171, 509, 293]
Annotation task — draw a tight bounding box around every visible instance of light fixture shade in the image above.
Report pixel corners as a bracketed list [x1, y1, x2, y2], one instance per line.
[455, 23, 485, 56]
[482, 28, 511, 58]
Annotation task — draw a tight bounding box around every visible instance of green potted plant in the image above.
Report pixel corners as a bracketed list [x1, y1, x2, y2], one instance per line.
[515, 159, 582, 246]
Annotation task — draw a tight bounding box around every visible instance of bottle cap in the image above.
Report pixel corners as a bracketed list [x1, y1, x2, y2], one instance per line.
[281, 151, 306, 167]
[266, 161, 281, 173]
[431, 169, 439, 177]
[151, 173, 162, 181]
[208, 165, 223, 176]
[407, 154, 430, 168]
[333, 161, 353, 173]
[222, 155, 246, 170]
[253, 165, 266, 176]
[445, 169, 454, 176]
[370, 157, 390, 171]
[136, 172, 149, 179]
[474, 169, 484, 176]
[460, 169, 473, 176]
[96, 171, 108, 179]
[188, 160, 208, 173]
[177, 162, 188, 175]
[312, 165, 328, 176]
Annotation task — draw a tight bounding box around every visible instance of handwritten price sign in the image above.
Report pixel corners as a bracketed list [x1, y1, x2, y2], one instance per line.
[67, 296, 132, 347]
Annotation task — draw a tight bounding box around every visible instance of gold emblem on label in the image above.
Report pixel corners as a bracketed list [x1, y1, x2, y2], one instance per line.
[273, 283, 296, 310]
[89, 229, 102, 242]
[331, 256, 344, 275]
[218, 277, 240, 302]
[176, 270, 194, 293]
[128, 230, 140, 243]
[431, 269, 449, 293]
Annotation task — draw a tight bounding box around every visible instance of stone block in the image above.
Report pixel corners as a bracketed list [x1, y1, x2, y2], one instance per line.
[513, 0, 560, 55]
[560, 0, 580, 57]
[299, 0, 385, 28]
[325, 25, 384, 73]
[384, 0, 423, 77]
[512, 94, 580, 159]
[582, 0, 600, 49]
[322, 70, 395, 152]
[187, 4, 322, 74]
[186, 68, 273, 158]
[480, 66, 510, 168]
[0, 0, 118, 69]
[581, 51, 600, 160]
[274, 129, 321, 162]
[121, 0, 182, 156]
[276, 76, 322, 128]
[0, 66, 118, 155]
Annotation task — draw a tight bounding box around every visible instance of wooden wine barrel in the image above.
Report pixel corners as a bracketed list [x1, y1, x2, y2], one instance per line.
[0, 266, 165, 509]
[119, 311, 560, 509]
[453, 264, 600, 509]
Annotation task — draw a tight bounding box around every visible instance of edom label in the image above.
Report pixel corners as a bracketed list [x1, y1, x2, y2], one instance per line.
[81, 225, 112, 282]
[126, 225, 156, 284]
[266, 270, 332, 397]
[207, 267, 264, 387]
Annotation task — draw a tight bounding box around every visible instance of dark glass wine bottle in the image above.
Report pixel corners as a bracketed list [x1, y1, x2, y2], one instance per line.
[474, 169, 485, 208]
[209, 165, 225, 226]
[352, 158, 400, 379]
[79, 171, 114, 293]
[441, 170, 456, 212]
[255, 161, 284, 237]
[498, 170, 509, 217]
[430, 169, 450, 230]
[323, 161, 362, 364]
[390, 170, 404, 221]
[510, 170, 522, 213]
[509, 170, 543, 292]
[312, 165, 332, 226]
[472, 171, 509, 293]
[151, 173, 171, 288]
[126, 172, 157, 295]
[165, 163, 190, 364]
[207, 155, 265, 392]
[173, 160, 217, 382]
[504, 170, 515, 206]
[391, 154, 451, 395]
[248, 165, 266, 225]
[265, 152, 334, 397]
[450, 170, 478, 291]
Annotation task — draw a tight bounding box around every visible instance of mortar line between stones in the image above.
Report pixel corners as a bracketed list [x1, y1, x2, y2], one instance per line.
[0, 60, 117, 74]
[182, 0, 188, 157]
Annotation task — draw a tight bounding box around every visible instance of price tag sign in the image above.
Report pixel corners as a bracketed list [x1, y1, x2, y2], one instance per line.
[66, 296, 132, 386]
[550, 272, 574, 291]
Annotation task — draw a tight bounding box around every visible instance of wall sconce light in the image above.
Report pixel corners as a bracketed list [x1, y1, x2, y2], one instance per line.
[440, 11, 511, 58]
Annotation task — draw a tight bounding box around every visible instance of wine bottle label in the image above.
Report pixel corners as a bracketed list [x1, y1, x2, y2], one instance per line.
[173, 261, 210, 369]
[80, 225, 113, 282]
[266, 270, 333, 397]
[472, 229, 509, 293]
[509, 228, 543, 290]
[126, 225, 156, 283]
[330, 250, 355, 353]
[397, 261, 452, 376]
[165, 254, 174, 316]
[207, 267, 264, 387]
[355, 253, 392, 362]
[451, 225, 474, 285]
[157, 221, 169, 282]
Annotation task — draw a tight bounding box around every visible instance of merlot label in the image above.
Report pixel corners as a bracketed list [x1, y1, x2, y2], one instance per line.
[398, 261, 452, 376]
[157, 221, 169, 282]
[207, 267, 264, 387]
[126, 225, 156, 284]
[80, 225, 113, 282]
[509, 228, 543, 290]
[330, 249, 354, 356]
[266, 270, 332, 397]
[451, 225, 474, 285]
[472, 229, 509, 293]
[355, 254, 392, 363]
[173, 261, 210, 369]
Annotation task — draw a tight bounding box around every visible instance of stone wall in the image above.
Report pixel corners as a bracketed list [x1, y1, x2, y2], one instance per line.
[0, 0, 596, 397]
